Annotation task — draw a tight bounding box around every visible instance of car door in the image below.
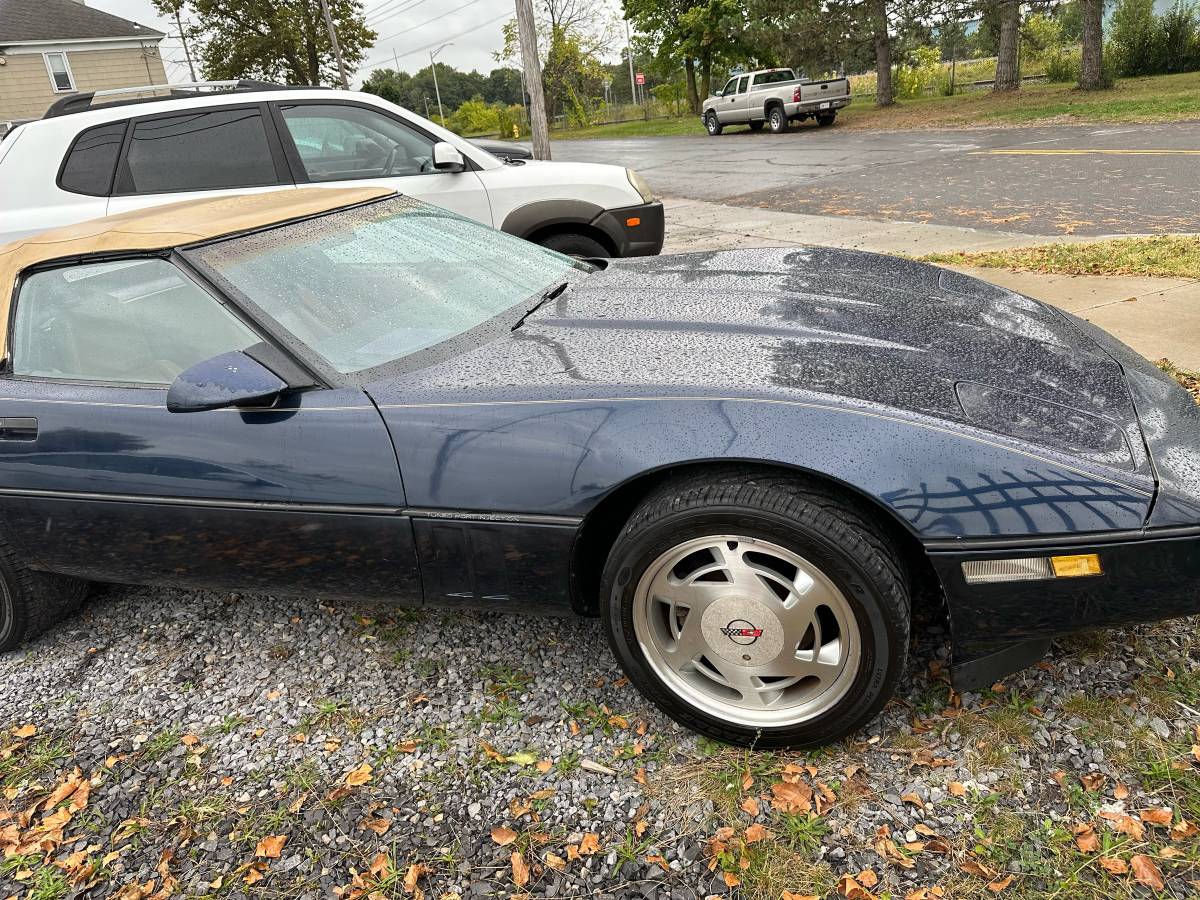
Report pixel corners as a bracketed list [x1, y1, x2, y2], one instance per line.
[271, 101, 494, 225]
[104, 104, 297, 218]
[0, 254, 420, 601]
[716, 76, 740, 123]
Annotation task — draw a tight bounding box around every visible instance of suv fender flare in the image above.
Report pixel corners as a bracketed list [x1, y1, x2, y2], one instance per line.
[500, 198, 607, 241]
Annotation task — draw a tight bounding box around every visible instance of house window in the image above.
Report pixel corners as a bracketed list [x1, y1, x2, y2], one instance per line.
[43, 52, 75, 93]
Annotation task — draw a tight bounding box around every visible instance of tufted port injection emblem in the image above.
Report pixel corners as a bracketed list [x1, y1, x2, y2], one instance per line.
[720, 619, 764, 645]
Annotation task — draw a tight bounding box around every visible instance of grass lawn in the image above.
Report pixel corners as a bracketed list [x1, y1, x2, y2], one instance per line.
[921, 235, 1200, 279]
[553, 70, 1200, 139]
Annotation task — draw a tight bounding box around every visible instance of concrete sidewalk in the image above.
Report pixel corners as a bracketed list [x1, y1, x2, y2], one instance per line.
[662, 197, 1200, 369]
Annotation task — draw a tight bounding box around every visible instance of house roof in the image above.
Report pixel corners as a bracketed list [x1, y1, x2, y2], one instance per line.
[0, 186, 396, 354]
[0, 0, 165, 44]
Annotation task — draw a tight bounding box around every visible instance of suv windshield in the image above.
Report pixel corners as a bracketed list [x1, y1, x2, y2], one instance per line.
[186, 196, 591, 374]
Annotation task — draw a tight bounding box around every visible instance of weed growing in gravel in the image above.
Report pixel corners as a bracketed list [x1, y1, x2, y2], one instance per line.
[23, 865, 69, 900]
[207, 714, 248, 736]
[473, 697, 523, 726]
[139, 727, 183, 762]
[0, 735, 69, 790]
[302, 697, 365, 733]
[776, 811, 829, 855]
[480, 663, 533, 696]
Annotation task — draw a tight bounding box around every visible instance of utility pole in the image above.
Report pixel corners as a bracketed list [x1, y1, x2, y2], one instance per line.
[173, 7, 197, 82]
[318, 0, 349, 89]
[429, 42, 453, 126]
[624, 19, 636, 107]
[515, 0, 550, 159]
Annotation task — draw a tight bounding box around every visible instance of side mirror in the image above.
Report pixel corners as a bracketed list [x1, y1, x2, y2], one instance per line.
[431, 141, 465, 172]
[167, 350, 287, 413]
[711, 90, 724, 97]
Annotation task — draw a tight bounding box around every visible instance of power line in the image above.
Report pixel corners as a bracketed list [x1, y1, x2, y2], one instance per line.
[370, 0, 489, 46]
[358, 9, 511, 73]
[364, 0, 430, 25]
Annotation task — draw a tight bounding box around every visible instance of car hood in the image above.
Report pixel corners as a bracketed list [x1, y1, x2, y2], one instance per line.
[371, 248, 1148, 474]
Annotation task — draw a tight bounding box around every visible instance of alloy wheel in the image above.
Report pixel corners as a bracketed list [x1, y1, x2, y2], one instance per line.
[632, 534, 860, 728]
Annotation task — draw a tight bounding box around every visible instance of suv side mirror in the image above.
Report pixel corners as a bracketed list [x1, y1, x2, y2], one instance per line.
[711, 90, 723, 97]
[432, 141, 465, 172]
[167, 350, 287, 412]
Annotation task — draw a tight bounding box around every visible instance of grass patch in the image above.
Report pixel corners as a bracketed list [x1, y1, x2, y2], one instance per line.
[921, 235, 1200, 279]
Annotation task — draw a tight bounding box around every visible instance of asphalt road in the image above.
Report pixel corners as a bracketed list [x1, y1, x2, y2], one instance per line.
[554, 120, 1200, 236]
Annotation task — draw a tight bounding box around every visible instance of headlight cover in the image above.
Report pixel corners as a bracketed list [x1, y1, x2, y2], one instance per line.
[626, 168, 655, 203]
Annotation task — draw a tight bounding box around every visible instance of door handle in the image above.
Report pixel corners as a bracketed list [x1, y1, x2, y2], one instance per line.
[0, 417, 37, 441]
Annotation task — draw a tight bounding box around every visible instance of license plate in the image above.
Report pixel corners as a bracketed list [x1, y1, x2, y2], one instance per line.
[820, 102, 831, 109]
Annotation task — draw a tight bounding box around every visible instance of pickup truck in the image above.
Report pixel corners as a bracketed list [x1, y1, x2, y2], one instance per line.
[702, 68, 851, 135]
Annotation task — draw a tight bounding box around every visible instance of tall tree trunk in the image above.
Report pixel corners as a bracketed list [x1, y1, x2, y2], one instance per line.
[1079, 0, 1104, 89]
[993, 0, 1021, 91]
[870, 0, 893, 107]
[700, 53, 711, 99]
[685, 58, 700, 114]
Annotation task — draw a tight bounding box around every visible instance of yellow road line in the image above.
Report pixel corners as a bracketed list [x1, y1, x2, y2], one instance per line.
[970, 148, 1200, 155]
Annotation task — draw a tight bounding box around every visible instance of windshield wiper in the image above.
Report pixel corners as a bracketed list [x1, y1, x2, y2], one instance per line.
[511, 280, 570, 331]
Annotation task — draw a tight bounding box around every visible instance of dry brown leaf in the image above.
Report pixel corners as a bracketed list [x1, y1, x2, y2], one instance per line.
[1080, 772, 1106, 792]
[1114, 782, 1130, 800]
[343, 762, 372, 787]
[1100, 811, 1146, 840]
[722, 871, 740, 888]
[180, 733, 199, 747]
[255, 834, 287, 859]
[744, 823, 772, 844]
[645, 854, 669, 872]
[1131, 854, 1165, 892]
[1098, 856, 1128, 875]
[510, 852, 530, 888]
[544, 851, 567, 871]
[491, 826, 518, 847]
[741, 796, 760, 816]
[403, 862, 428, 895]
[836, 872, 876, 899]
[1139, 808, 1174, 827]
[633, 768, 648, 786]
[1172, 818, 1199, 840]
[361, 817, 391, 835]
[536, 759, 553, 773]
[948, 782, 966, 797]
[901, 792, 924, 808]
[960, 859, 997, 879]
[579, 832, 601, 855]
[987, 874, 1014, 892]
[770, 780, 813, 814]
[1073, 823, 1099, 853]
[12, 724, 36, 739]
[904, 889, 945, 900]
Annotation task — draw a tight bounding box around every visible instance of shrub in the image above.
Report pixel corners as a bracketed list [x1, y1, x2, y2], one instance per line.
[1109, 0, 1169, 75]
[1160, 1, 1200, 73]
[1044, 47, 1081, 81]
[893, 46, 942, 98]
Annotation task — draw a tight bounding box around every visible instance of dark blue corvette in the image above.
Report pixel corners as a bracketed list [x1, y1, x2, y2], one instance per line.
[2, 186, 1199, 748]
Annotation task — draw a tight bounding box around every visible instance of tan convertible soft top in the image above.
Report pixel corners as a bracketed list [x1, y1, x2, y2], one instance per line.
[0, 186, 396, 354]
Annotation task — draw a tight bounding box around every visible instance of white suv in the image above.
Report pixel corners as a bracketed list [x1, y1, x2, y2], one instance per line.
[0, 81, 664, 258]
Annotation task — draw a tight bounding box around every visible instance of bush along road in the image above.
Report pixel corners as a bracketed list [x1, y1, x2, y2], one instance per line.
[3, 578, 1200, 899]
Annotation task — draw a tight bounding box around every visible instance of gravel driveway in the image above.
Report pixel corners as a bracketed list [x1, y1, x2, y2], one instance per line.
[3, 579, 1200, 900]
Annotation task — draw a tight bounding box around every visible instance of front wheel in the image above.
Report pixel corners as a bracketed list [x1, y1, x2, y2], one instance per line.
[705, 112, 723, 136]
[539, 232, 610, 259]
[600, 469, 910, 748]
[768, 106, 789, 133]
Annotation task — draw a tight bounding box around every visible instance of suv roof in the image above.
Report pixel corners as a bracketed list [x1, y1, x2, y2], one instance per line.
[43, 80, 329, 119]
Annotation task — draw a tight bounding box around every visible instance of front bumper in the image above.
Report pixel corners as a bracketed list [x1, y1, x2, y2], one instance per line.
[591, 201, 665, 257]
[928, 526, 1200, 689]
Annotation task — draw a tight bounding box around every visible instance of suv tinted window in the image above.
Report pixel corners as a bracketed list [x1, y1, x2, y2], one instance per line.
[60, 121, 126, 196]
[122, 108, 279, 194]
[279, 104, 438, 181]
[13, 258, 258, 384]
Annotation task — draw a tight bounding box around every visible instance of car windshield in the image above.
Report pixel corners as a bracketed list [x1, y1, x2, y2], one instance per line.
[185, 197, 591, 374]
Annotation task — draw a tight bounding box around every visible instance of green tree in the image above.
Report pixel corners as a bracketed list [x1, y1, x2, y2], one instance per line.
[154, 0, 375, 86]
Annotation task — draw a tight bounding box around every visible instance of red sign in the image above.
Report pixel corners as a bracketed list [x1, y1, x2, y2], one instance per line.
[635, 72, 645, 85]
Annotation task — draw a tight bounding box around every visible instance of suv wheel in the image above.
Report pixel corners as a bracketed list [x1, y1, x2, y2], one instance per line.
[540, 232, 610, 259]
[600, 469, 910, 748]
[705, 112, 723, 136]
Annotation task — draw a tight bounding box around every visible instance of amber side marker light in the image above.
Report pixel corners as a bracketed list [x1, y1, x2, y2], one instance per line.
[961, 553, 1102, 584]
[625, 216, 641, 227]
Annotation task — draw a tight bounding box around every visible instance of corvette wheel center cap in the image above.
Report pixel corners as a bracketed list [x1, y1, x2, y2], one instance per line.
[700, 596, 784, 667]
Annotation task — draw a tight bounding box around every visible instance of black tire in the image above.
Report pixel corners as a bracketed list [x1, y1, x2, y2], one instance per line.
[705, 112, 723, 136]
[539, 232, 610, 259]
[0, 540, 88, 652]
[600, 467, 910, 749]
[748, 120, 764, 131]
[817, 112, 837, 127]
[768, 106, 789, 133]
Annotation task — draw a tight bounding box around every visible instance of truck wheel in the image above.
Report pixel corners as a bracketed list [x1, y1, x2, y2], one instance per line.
[0, 540, 89, 651]
[748, 120, 764, 131]
[768, 106, 789, 134]
[705, 112, 723, 136]
[540, 231, 610, 259]
[817, 112, 837, 127]
[600, 467, 910, 749]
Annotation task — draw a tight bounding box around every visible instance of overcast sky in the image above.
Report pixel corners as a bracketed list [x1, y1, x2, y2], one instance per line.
[90, 0, 623, 87]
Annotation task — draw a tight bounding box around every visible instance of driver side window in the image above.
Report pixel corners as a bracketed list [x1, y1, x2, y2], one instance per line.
[279, 104, 438, 182]
[721, 78, 738, 95]
[12, 258, 259, 385]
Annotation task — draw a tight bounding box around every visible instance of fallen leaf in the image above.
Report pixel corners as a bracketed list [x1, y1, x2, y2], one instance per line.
[634, 768, 648, 786]
[545, 851, 567, 871]
[741, 796, 759, 816]
[1114, 782, 1130, 800]
[580, 759, 616, 776]
[948, 782, 966, 797]
[343, 762, 372, 787]
[1073, 823, 1099, 853]
[987, 874, 1014, 892]
[960, 860, 997, 879]
[12, 724, 35, 739]
[579, 832, 601, 855]
[511, 851, 530, 888]
[255, 834, 287, 859]
[180, 734, 200, 747]
[744, 823, 772, 844]
[904, 890, 945, 900]
[1172, 818, 1199, 840]
[491, 826, 518, 847]
[857, 869, 879, 888]
[722, 871, 740, 887]
[783, 893, 821, 900]
[1098, 856, 1128, 875]
[1131, 854, 1165, 892]
[645, 854, 669, 872]
[536, 760, 553, 773]
[901, 792, 924, 808]
[361, 817, 391, 835]
[1100, 811, 1146, 840]
[1139, 808, 1173, 826]
[403, 862, 428, 895]
[770, 780, 813, 814]
[1080, 772, 1106, 792]
[836, 872, 875, 899]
